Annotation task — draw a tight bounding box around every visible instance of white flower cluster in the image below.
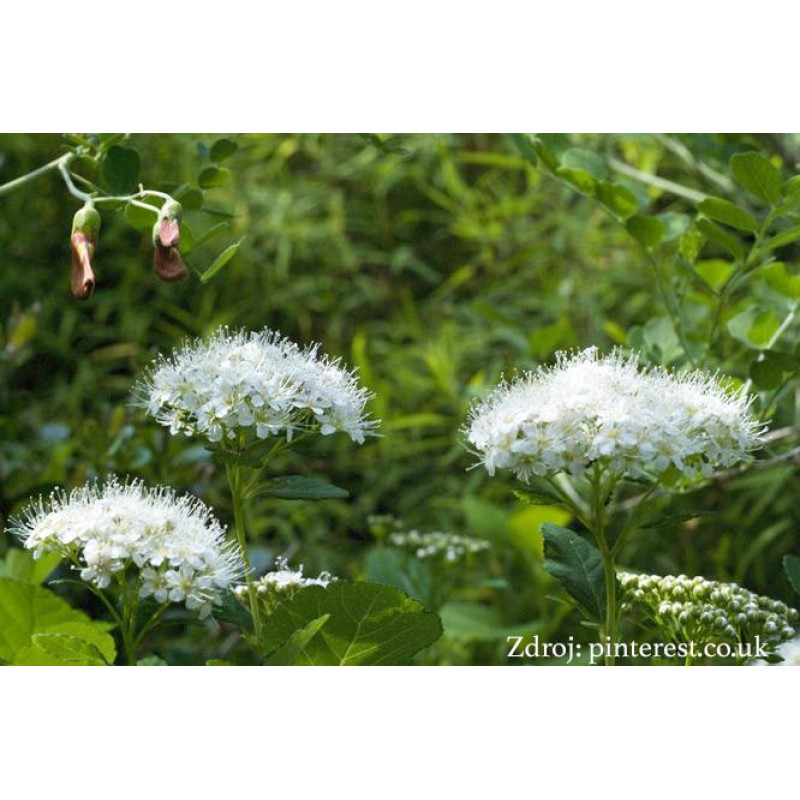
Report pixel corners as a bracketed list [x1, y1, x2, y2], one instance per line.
[619, 571, 797, 650]
[233, 557, 334, 599]
[136, 327, 378, 445]
[466, 348, 763, 483]
[9, 478, 242, 619]
[388, 530, 491, 563]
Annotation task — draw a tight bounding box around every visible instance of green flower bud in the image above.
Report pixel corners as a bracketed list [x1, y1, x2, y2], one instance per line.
[71, 204, 101, 237]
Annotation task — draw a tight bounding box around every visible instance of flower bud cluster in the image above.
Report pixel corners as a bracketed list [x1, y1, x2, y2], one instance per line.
[619, 571, 798, 652]
[388, 529, 491, 564]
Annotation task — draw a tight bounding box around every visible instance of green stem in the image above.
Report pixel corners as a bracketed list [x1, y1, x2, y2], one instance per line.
[0, 155, 66, 198]
[226, 462, 263, 639]
[590, 466, 617, 667]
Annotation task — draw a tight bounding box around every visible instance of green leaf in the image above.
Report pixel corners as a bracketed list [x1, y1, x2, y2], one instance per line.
[541, 524, 609, 622]
[212, 589, 253, 631]
[698, 197, 759, 233]
[728, 306, 781, 349]
[174, 185, 204, 211]
[694, 259, 733, 292]
[363, 547, 437, 607]
[642, 316, 682, 363]
[513, 479, 564, 506]
[555, 166, 597, 195]
[42, 621, 116, 663]
[198, 166, 231, 189]
[0, 578, 101, 662]
[596, 182, 638, 220]
[439, 601, 541, 643]
[696, 217, 744, 259]
[657, 212, 690, 242]
[507, 133, 538, 167]
[257, 475, 349, 500]
[102, 145, 141, 194]
[730, 152, 781, 205]
[199, 239, 242, 283]
[626, 215, 665, 248]
[193, 221, 231, 250]
[138, 655, 168, 666]
[784, 554, 800, 595]
[749, 358, 783, 390]
[257, 582, 443, 665]
[560, 148, 608, 180]
[14, 633, 109, 666]
[764, 226, 800, 252]
[762, 262, 800, 299]
[123, 201, 158, 232]
[210, 138, 238, 163]
[263, 615, 330, 665]
[0, 549, 61, 585]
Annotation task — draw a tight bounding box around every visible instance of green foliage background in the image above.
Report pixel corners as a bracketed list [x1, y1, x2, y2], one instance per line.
[2, 133, 799, 664]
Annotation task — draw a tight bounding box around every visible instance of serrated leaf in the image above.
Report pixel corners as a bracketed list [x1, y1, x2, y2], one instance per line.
[199, 239, 242, 283]
[0, 578, 100, 662]
[102, 145, 141, 194]
[363, 547, 437, 607]
[263, 615, 330, 665]
[257, 582, 443, 665]
[0, 549, 61, 585]
[256, 475, 349, 500]
[626, 215, 665, 248]
[210, 138, 238, 163]
[730, 152, 781, 205]
[784, 554, 800, 595]
[698, 197, 759, 233]
[541, 523, 610, 622]
[13, 633, 109, 666]
[439, 601, 541, 643]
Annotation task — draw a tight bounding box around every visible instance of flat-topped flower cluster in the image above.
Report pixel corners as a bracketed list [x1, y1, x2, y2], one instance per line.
[466, 348, 764, 483]
[10, 478, 242, 619]
[136, 327, 378, 445]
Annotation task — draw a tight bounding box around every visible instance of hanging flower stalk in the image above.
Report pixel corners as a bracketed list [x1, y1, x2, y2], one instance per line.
[70, 204, 101, 299]
[9, 478, 242, 664]
[465, 348, 765, 665]
[135, 327, 379, 637]
[152, 199, 188, 283]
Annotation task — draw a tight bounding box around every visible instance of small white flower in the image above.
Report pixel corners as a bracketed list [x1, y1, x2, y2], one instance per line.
[8, 478, 243, 618]
[135, 327, 379, 445]
[465, 348, 764, 483]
